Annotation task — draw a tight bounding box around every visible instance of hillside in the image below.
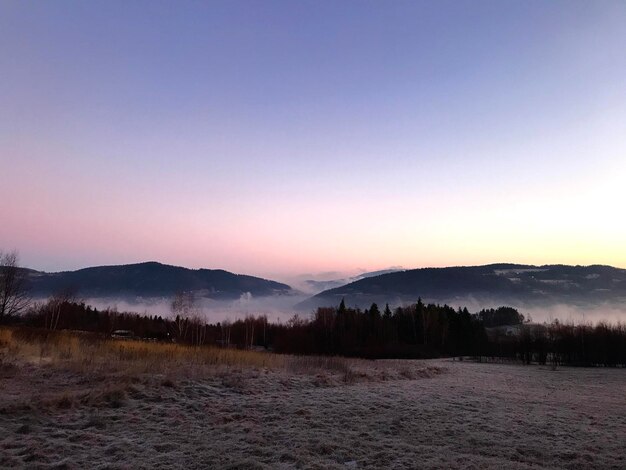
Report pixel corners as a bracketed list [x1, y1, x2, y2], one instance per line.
[302, 268, 402, 294]
[298, 264, 626, 310]
[24, 262, 293, 300]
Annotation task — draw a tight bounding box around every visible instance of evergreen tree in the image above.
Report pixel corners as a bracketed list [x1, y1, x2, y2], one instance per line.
[369, 303, 380, 318]
[383, 303, 392, 319]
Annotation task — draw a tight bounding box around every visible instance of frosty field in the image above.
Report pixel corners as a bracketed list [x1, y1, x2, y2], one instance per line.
[0, 329, 624, 469]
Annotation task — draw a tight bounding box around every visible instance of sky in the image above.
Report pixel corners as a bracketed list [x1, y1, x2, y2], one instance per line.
[1, 0, 625, 282]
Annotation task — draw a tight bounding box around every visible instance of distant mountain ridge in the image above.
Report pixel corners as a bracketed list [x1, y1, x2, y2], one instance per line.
[303, 268, 402, 294]
[25, 262, 293, 299]
[298, 263, 626, 310]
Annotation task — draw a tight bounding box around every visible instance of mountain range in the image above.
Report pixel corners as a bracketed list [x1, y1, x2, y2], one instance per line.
[24, 262, 292, 300]
[21, 262, 626, 315]
[297, 264, 626, 311]
[302, 268, 402, 294]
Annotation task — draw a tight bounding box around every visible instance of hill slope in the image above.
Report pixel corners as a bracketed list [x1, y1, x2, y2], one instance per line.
[25, 262, 293, 300]
[298, 264, 626, 310]
[302, 268, 402, 294]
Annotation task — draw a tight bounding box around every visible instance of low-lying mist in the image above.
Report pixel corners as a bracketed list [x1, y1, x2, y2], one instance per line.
[48, 293, 626, 326]
[420, 297, 626, 325]
[521, 303, 626, 325]
[78, 293, 311, 323]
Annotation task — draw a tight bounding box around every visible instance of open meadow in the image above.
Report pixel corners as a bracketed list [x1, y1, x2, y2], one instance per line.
[0, 327, 624, 469]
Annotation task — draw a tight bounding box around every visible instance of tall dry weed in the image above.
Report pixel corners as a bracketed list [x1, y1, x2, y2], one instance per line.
[2, 326, 431, 386]
[0, 326, 288, 377]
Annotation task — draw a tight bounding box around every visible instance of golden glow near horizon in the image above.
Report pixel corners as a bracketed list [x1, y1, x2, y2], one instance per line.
[1, 2, 625, 276]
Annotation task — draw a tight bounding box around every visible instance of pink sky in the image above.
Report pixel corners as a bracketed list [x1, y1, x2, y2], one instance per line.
[2, 1, 625, 281]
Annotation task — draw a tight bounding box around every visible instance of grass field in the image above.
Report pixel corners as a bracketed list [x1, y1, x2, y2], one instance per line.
[0, 327, 624, 469]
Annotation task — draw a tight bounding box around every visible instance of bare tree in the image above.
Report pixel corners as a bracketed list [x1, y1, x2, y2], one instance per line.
[220, 319, 232, 347]
[189, 313, 207, 347]
[0, 250, 30, 321]
[171, 291, 197, 343]
[46, 287, 77, 331]
[244, 315, 255, 349]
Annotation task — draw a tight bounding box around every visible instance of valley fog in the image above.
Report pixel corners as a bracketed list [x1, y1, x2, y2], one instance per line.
[75, 295, 626, 326]
[80, 294, 310, 324]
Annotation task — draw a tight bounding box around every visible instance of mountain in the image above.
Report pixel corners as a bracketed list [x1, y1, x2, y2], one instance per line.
[24, 262, 293, 300]
[302, 268, 402, 294]
[297, 264, 626, 311]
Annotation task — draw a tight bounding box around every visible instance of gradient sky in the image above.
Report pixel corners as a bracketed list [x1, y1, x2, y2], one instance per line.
[1, 0, 625, 281]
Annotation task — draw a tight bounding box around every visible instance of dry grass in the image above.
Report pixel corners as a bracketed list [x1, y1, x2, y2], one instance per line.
[3, 326, 443, 382]
[1, 326, 286, 376]
[0, 326, 444, 414]
[1, 326, 623, 469]
[0, 327, 450, 387]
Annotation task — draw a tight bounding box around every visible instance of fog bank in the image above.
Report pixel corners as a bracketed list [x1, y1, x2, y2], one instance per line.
[80, 293, 311, 324]
[56, 294, 626, 326]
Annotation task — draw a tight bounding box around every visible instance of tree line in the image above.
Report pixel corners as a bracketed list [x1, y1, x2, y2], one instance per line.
[1, 296, 623, 366]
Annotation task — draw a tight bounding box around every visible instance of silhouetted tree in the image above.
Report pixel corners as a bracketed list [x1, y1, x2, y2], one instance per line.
[383, 303, 392, 319]
[478, 307, 524, 327]
[338, 298, 346, 315]
[171, 291, 197, 342]
[0, 250, 30, 321]
[46, 287, 77, 330]
[369, 303, 380, 318]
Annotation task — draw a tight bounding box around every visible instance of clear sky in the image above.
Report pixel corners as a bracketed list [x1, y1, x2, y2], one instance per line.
[1, 0, 625, 280]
